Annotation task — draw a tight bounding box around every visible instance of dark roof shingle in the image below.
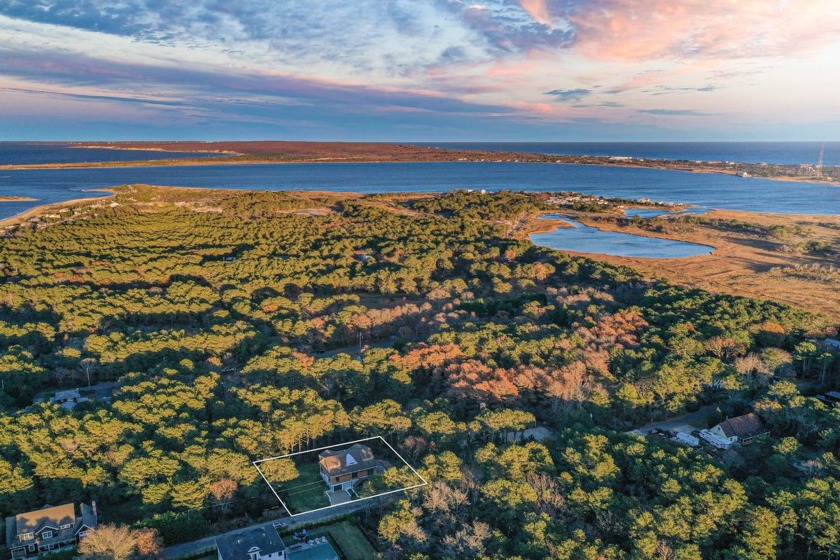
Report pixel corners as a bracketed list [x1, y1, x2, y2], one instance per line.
[718, 413, 767, 439]
[216, 526, 285, 560]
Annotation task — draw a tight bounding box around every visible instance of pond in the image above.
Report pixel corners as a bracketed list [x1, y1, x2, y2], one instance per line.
[530, 215, 714, 258]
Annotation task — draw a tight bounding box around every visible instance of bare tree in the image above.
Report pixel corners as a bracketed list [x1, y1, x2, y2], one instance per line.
[209, 478, 238, 514]
[78, 525, 138, 560]
[527, 472, 567, 516]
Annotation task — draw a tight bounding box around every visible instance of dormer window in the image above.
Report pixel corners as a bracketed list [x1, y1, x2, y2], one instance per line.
[42, 530, 53, 539]
[19, 533, 34, 541]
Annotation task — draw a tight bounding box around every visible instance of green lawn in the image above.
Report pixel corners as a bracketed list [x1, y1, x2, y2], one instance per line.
[311, 521, 378, 560]
[276, 462, 330, 514]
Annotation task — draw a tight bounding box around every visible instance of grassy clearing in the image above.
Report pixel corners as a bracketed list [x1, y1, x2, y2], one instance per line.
[261, 437, 425, 514]
[276, 462, 329, 513]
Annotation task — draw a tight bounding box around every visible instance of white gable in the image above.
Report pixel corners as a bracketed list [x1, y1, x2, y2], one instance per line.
[345, 453, 357, 466]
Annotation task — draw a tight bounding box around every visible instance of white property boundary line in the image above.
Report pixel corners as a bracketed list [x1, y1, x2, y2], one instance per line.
[252, 435, 428, 518]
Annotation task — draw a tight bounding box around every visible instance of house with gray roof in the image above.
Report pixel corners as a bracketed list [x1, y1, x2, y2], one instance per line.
[823, 338, 840, 352]
[215, 526, 286, 560]
[5, 502, 98, 559]
[50, 389, 88, 410]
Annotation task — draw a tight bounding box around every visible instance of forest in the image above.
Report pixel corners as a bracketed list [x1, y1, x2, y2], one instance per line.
[0, 185, 838, 559]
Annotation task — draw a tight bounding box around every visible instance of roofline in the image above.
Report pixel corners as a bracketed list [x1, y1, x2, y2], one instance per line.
[74, 523, 95, 536]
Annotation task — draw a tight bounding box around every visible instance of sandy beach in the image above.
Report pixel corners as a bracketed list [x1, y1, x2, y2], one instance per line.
[0, 191, 113, 228]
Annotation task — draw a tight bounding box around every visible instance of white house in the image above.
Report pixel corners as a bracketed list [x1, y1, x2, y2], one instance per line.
[50, 389, 88, 410]
[709, 413, 769, 446]
[216, 526, 287, 560]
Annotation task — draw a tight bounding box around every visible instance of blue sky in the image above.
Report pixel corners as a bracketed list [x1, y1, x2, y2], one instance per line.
[1, 0, 839, 141]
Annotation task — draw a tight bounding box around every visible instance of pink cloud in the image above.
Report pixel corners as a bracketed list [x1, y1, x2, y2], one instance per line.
[518, 0, 554, 26]
[568, 0, 840, 61]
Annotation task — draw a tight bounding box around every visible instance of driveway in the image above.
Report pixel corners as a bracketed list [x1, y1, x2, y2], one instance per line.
[629, 405, 717, 436]
[506, 426, 555, 443]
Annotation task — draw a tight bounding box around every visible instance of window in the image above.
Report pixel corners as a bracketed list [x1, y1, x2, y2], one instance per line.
[42, 531, 53, 539]
[20, 533, 34, 542]
[60, 524, 73, 529]
[28, 545, 36, 552]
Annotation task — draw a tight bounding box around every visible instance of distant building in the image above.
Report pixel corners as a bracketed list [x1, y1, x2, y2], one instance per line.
[5, 502, 98, 559]
[319, 444, 380, 492]
[709, 413, 769, 446]
[216, 526, 287, 560]
[50, 389, 88, 410]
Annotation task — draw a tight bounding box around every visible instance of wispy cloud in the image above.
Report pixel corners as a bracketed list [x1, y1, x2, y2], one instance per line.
[517, 0, 554, 26]
[544, 88, 591, 102]
[647, 84, 720, 96]
[566, 0, 840, 61]
[640, 109, 710, 116]
[0, 1, 838, 140]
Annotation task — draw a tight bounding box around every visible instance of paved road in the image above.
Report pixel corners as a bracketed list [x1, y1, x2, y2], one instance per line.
[163, 498, 383, 559]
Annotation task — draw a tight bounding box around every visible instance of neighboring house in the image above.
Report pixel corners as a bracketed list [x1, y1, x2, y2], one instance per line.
[216, 526, 287, 560]
[50, 389, 88, 410]
[709, 413, 769, 446]
[5, 502, 98, 559]
[822, 338, 840, 353]
[319, 444, 380, 491]
[820, 391, 840, 406]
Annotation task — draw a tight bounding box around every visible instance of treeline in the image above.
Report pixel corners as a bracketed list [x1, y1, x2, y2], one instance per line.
[0, 188, 838, 559]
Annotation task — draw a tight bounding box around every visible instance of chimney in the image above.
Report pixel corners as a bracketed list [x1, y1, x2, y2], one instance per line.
[91, 500, 97, 518]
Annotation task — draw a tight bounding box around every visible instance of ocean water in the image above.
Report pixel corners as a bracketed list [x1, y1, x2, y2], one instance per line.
[421, 142, 840, 166]
[0, 142, 221, 166]
[1, 161, 839, 222]
[531, 216, 713, 258]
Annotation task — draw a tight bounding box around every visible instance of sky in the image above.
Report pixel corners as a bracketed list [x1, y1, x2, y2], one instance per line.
[1, 0, 839, 141]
